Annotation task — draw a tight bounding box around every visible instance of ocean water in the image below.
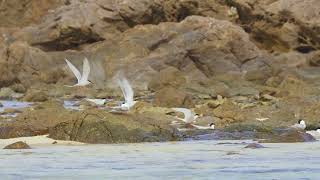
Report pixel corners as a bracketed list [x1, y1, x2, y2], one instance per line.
[0, 140, 319, 179]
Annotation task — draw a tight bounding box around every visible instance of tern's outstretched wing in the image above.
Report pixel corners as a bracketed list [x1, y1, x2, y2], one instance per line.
[65, 58, 82, 82]
[85, 98, 106, 106]
[191, 124, 214, 130]
[117, 78, 127, 102]
[291, 124, 304, 129]
[120, 77, 134, 106]
[81, 58, 90, 82]
[172, 108, 193, 123]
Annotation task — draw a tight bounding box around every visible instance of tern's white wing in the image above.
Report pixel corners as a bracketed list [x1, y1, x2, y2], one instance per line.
[117, 78, 128, 102]
[172, 108, 193, 123]
[80, 58, 90, 82]
[291, 124, 305, 129]
[85, 98, 106, 106]
[120, 77, 134, 105]
[191, 124, 214, 130]
[306, 130, 320, 139]
[65, 59, 82, 82]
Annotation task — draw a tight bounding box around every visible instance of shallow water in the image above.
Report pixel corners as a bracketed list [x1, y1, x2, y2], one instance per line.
[63, 100, 80, 110]
[0, 100, 32, 111]
[0, 140, 320, 179]
[0, 100, 33, 117]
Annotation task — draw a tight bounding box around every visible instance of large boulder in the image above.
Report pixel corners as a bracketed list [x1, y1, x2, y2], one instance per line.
[13, 0, 167, 51]
[49, 110, 180, 143]
[260, 130, 316, 143]
[3, 141, 31, 149]
[0, 101, 71, 138]
[153, 87, 193, 108]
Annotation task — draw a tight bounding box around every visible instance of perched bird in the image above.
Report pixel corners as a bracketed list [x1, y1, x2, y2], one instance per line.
[172, 108, 199, 123]
[116, 76, 136, 110]
[84, 98, 106, 106]
[306, 129, 320, 139]
[65, 58, 91, 87]
[291, 119, 306, 130]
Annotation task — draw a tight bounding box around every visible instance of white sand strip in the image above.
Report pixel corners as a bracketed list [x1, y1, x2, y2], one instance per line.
[0, 135, 84, 148]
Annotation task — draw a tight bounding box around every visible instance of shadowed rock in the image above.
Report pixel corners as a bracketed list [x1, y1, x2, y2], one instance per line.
[49, 109, 181, 144]
[3, 141, 31, 149]
[0, 101, 71, 139]
[260, 130, 316, 143]
[244, 143, 265, 149]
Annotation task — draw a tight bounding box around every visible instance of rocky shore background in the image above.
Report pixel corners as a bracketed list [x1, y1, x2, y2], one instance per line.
[0, 0, 319, 144]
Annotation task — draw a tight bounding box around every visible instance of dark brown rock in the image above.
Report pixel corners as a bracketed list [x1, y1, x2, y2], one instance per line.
[260, 130, 316, 143]
[3, 141, 31, 149]
[23, 89, 48, 102]
[148, 66, 186, 91]
[244, 143, 265, 149]
[0, 101, 71, 139]
[49, 109, 181, 144]
[154, 87, 193, 108]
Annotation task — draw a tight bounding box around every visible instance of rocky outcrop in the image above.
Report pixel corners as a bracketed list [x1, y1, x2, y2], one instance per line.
[244, 143, 265, 149]
[49, 110, 180, 143]
[229, 0, 320, 53]
[0, 101, 71, 138]
[260, 130, 316, 143]
[86, 15, 273, 92]
[3, 141, 31, 149]
[0, 0, 319, 144]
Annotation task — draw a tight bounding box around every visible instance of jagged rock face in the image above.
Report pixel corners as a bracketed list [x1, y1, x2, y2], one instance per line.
[230, 0, 320, 53]
[0, 0, 67, 27]
[88, 15, 272, 89]
[1, 14, 273, 91]
[0, 0, 320, 144]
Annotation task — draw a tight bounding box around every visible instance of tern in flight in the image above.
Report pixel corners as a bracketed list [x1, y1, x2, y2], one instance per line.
[172, 108, 199, 123]
[171, 108, 215, 130]
[65, 58, 91, 87]
[116, 76, 136, 111]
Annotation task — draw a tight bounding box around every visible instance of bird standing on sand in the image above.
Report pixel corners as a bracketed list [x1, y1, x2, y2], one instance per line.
[65, 58, 91, 87]
[291, 119, 306, 130]
[116, 76, 136, 111]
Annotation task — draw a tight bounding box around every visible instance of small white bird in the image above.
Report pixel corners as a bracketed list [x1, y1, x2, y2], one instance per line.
[172, 108, 199, 123]
[256, 117, 269, 122]
[291, 119, 306, 130]
[306, 129, 320, 139]
[65, 58, 91, 87]
[191, 123, 215, 130]
[116, 76, 136, 111]
[85, 98, 106, 106]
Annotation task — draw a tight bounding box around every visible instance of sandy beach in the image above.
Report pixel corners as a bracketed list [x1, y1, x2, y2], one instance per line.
[0, 135, 85, 148]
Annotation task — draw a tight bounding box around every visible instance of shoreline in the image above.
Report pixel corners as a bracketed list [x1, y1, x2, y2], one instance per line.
[0, 135, 85, 148]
